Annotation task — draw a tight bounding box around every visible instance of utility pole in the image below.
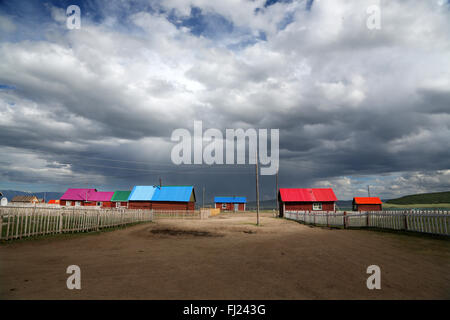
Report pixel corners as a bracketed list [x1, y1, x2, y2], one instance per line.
[276, 170, 279, 217]
[159, 177, 162, 187]
[367, 185, 371, 197]
[256, 150, 260, 226]
[202, 186, 205, 208]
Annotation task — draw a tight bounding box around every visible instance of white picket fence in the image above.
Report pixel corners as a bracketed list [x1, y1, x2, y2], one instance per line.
[0, 206, 153, 241]
[285, 210, 450, 236]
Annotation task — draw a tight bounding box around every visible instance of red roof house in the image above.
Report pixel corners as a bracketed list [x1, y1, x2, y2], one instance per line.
[352, 197, 382, 211]
[278, 188, 338, 217]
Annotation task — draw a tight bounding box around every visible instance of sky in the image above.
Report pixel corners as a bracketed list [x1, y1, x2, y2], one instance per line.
[0, 0, 449, 201]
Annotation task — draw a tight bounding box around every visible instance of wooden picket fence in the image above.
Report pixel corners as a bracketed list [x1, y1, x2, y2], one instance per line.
[153, 209, 209, 219]
[0, 206, 153, 241]
[284, 210, 450, 236]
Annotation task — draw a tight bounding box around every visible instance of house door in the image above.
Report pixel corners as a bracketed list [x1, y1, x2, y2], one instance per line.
[234, 203, 239, 212]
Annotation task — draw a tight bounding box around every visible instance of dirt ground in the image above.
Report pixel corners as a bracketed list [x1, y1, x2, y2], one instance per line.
[0, 213, 449, 300]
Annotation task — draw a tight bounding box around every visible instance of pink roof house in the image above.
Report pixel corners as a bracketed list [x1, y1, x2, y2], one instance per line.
[89, 192, 115, 202]
[60, 189, 114, 203]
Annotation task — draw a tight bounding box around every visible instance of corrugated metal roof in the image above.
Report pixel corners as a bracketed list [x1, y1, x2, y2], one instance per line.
[111, 191, 131, 202]
[89, 192, 114, 202]
[60, 188, 97, 201]
[214, 196, 247, 203]
[279, 188, 337, 202]
[152, 186, 194, 202]
[128, 186, 157, 201]
[353, 197, 382, 204]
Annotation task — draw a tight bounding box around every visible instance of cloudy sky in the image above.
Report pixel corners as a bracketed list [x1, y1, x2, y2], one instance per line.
[0, 0, 449, 201]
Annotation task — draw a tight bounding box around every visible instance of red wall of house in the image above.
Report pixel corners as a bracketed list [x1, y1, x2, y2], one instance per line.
[356, 204, 382, 211]
[60, 200, 108, 207]
[283, 201, 336, 212]
[128, 201, 152, 209]
[152, 201, 195, 211]
[118, 202, 128, 207]
[101, 201, 114, 208]
[84, 202, 97, 206]
[128, 201, 195, 211]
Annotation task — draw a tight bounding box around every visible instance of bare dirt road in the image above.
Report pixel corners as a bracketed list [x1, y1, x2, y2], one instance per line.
[1, 213, 449, 299]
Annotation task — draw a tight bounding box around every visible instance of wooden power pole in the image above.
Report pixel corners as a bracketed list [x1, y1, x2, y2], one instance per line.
[202, 186, 205, 208]
[256, 150, 260, 226]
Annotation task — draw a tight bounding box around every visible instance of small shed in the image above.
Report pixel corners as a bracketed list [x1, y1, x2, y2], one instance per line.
[214, 196, 246, 212]
[11, 195, 39, 203]
[278, 188, 338, 217]
[352, 197, 382, 211]
[111, 191, 131, 208]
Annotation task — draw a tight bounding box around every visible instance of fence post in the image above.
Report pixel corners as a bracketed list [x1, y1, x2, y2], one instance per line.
[366, 212, 370, 227]
[343, 211, 347, 229]
[0, 213, 3, 240]
[326, 212, 329, 228]
[59, 211, 63, 233]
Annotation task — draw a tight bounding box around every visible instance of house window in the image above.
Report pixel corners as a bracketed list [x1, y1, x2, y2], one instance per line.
[222, 203, 227, 209]
[97, 202, 102, 206]
[66, 201, 72, 206]
[75, 201, 81, 206]
[116, 202, 120, 208]
[312, 203, 322, 211]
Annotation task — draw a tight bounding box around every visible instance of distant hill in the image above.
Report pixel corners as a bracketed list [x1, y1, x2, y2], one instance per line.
[386, 191, 450, 205]
[0, 190, 63, 202]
